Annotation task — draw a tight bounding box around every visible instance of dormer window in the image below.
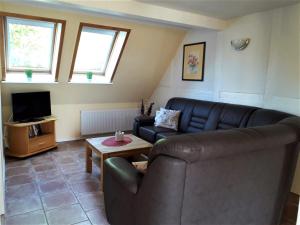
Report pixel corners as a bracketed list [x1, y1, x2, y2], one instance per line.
[0, 13, 65, 83]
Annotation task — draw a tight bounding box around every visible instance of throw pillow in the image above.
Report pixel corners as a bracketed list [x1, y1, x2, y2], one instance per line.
[132, 161, 148, 174]
[154, 108, 180, 131]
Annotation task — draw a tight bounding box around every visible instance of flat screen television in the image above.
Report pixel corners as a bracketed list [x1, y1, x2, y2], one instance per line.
[12, 91, 51, 122]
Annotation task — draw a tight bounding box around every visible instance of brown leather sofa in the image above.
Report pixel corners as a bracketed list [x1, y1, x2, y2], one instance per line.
[133, 97, 292, 143]
[104, 98, 300, 225]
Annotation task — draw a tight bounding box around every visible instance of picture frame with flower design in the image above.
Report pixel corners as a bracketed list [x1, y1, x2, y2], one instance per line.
[182, 42, 206, 81]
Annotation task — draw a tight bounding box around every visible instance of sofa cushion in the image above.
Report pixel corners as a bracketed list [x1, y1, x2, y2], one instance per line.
[156, 132, 182, 141]
[216, 104, 257, 130]
[154, 108, 181, 130]
[247, 109, 292, 127]
[139, 126, 174, 143]
[165, 98, 195, 131]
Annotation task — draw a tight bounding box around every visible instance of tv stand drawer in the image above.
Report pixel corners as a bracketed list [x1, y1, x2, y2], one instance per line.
[29, 134, 55, 153]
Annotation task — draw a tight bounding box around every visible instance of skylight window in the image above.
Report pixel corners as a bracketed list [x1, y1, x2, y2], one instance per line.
[6, 17, 55, 72]
[69, 23, 130, 84]
[74, 28, 116, 74]
[0, 13, 66, 83]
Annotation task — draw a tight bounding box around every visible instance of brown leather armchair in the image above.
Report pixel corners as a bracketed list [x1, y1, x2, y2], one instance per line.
[104, 117, 300, 225]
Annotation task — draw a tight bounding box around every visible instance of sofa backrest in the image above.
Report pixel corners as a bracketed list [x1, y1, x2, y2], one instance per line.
[144, 117, 300, 225]
[165, 97, 292, 132]
[216, 104, 257, 130]
[247, 108, 292, 127]
[184, 101, 222, 133]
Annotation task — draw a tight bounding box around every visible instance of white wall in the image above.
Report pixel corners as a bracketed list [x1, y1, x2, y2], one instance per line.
[214, 11, 273, 106]
[263, 4, 300, 114]
[214, 4, 300, 113]
[152, 4, 299, 112]
[151, 29, 218, 110]
[150, 3, 300, 194]
[2, 102, 139, 142]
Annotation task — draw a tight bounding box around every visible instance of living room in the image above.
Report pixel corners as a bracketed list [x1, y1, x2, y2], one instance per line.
[0, 0, 299, 225]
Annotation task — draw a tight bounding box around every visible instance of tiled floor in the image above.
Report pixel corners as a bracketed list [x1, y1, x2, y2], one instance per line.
[4, 140, 109, 225]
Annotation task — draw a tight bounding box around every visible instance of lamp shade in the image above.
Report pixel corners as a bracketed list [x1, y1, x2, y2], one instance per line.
[231, 38, 250, 51]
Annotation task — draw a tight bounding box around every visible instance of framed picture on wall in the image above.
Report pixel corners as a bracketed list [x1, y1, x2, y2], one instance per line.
[182, 42, 206, 81]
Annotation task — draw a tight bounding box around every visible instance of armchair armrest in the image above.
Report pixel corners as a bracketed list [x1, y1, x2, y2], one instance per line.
[104, 157, 144, 194]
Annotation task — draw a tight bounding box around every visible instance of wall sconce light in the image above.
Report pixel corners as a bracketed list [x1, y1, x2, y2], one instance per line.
[231, 38, 250, 51]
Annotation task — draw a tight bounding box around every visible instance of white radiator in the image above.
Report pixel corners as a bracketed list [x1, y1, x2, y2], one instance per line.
[80, 108, 139, 135]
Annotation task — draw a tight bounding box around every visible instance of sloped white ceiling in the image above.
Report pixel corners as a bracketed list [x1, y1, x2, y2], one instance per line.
[5, 0, 229, 30]
[137, 0, 299, 19]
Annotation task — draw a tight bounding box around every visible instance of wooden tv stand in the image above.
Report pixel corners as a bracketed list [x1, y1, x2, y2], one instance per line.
[5, 116, 57, 158]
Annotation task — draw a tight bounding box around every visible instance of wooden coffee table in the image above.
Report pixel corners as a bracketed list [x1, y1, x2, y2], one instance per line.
[85, 134, 153, 190]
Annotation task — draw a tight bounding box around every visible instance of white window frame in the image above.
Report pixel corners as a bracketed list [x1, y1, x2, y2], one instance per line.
[0, 12, 66, 83]
[69, 23, 130, 84]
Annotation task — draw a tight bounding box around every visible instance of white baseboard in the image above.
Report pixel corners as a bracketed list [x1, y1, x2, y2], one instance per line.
[56, 130, 132, 143]
[56, 136, 82, 143]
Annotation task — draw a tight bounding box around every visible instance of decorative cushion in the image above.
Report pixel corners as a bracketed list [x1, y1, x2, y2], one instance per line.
[132, 161, 148, 174]
[154, 108, 181, 131]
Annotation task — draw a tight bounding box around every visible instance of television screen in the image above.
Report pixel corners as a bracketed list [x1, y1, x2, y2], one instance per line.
[12, 91, 51, 122]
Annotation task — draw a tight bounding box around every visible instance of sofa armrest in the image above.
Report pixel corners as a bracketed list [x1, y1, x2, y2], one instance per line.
[133, 115, 155, 136]
[104, 157, 144, 194]
[135, 115, 155, 124]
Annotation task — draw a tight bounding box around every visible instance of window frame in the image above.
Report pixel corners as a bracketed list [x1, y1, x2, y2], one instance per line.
[73, 28, 118, 76]
[5, 17, 57, 74]
[69, 22, 131, 83]
[0, 12, 66, 82]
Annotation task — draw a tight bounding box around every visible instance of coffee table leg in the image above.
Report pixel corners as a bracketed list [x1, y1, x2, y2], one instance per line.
[100, 154, 107, 191]
[86, 145, 92, 173]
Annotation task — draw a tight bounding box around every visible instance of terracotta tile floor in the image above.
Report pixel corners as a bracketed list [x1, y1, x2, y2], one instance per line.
[4, 140, 109, 225]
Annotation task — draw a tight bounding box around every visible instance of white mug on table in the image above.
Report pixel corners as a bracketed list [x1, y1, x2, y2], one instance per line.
[115, 130, 124, 141]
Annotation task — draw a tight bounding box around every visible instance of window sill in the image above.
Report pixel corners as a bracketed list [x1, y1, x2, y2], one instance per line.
[2, 73, 57, 84]
[69, 74, 112, 84]
[2, 80, 58, 84]
[69, 81, 112, 85]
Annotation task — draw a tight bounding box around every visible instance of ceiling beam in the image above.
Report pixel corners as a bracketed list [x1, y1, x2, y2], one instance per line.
[36, 0, 230, 30]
